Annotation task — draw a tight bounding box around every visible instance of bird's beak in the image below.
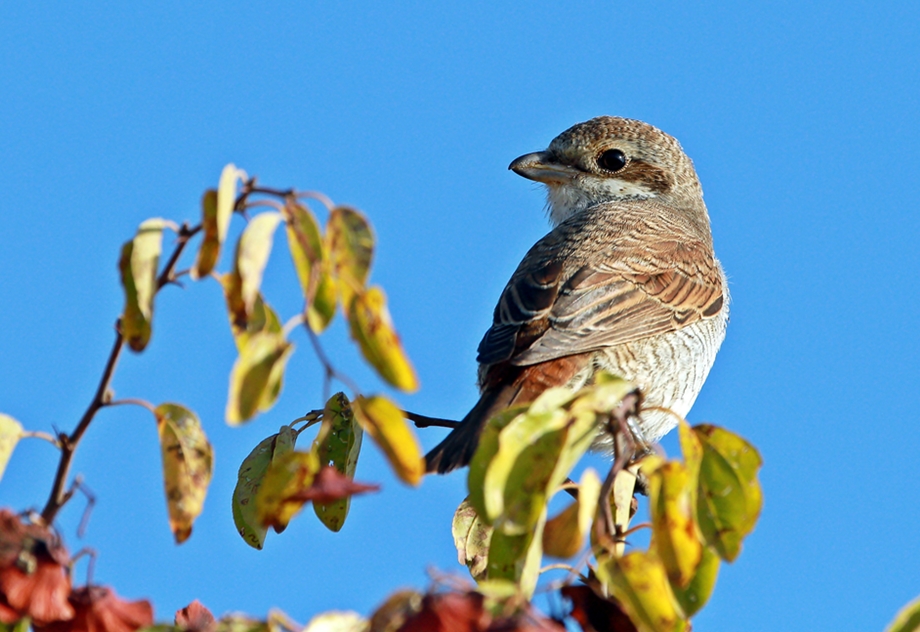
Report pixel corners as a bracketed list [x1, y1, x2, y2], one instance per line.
[509, 151, 579, 184]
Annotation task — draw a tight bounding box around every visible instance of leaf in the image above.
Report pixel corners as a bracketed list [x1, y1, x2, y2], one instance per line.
[223, 289, 282, 352]
[562, 585, 638, 632]
[0, 414, 23, 483]
[226, 332, 294, 425]
[452, 498, 492, 580]
[155, 403, 213, 543]
[693, 424, 763, 562]
[302, 611, 367, 632]
[282, 202, 337, 333]
[312, 393, 364, 532]
[232, 426, 297, 549]
[671, 544, 720, 618]
[352, 395, 423, 486]
[119, 218, 166, 352]
[596, 551, 688, 632]
[295, 466, 379, 504]
[887, 595, 920, 632]
[224, 212, 283, 327]
[191, 189, 219, 280]
[542, 468, 601, 559]
[327, 206, 374, 311]
[648, 460, 702, 587]
[254, 450, 320, 532]
[348, 286, 419, 392]
[486, 508, 546, 598]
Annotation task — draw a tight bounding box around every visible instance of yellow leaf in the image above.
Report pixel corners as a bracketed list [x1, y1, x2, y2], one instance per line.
[353, 395, 423, 486]
[283, 202, 337, 333]
[302, 611, 367, 632]
[232, 426, 297, 549]
[223, 289, 282, 352]
[648, 461, 702, 587]
[255, 450, 320, 532]
[226, 332, 294, 425]
[155, 403, 213, 544]
[886, 595, 920, 632]
[0, 414, 23, 483]
[348, 286, 419, 392]
[312, 393, 364, 532]
[327, 206, 373, 312]
[596, 551, 688, 632]
[542, 468, 602, 559]
[225, 212, 283, 327]
[191, 189, 219, 280]
[119, 218, 165, 352]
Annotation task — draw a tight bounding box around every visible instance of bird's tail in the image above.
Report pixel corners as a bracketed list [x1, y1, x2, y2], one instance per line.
[424, 385, 516, 474]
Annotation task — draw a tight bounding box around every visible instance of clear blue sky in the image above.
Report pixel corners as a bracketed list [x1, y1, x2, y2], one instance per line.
[1, 3, 918, 630]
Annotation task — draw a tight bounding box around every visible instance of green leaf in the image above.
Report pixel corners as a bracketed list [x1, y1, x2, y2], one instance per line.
[452, 498, 492, 580]
[312, 393, 364, 532]
[887, 595, 920, 632]
[232, 426, 297, 549]
[648, 460, 702, 588]
[155, 403, 213, 544]
[255, 450, 320, 532]
[353, 395, 423, 486]
[596, 550, 688, 632]
[348, 286, 419, 392]
[327, 206, 374, 311]
[486, 508, 546, 598]
[119, 218, 166, 352]
[283, 202, 336, 333]
[693, 424, 763, 562]
[191, 189, 219, 279]
[0, 414, 23, 483]
[672, 544, 720, 618]
[226, 332, 294, 425]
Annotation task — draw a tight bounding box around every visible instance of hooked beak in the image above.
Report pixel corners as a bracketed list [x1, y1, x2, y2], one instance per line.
[509, 151, 579, 184]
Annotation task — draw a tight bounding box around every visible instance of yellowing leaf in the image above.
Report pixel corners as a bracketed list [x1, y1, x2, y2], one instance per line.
[302, 611, 367, 632]
[596, 551, 688, 632]
[0, 414, 23, 483]
[887, 595, 920, 632]
[255, 450, 320, 532]
[223, 288, 282, 352]
[283, 202, 336, 333]
[648, 461, 702, 587]
[191, 189, 219, 279]
[226, 332, 294, 425]
[119, 218, 166, 352]
[327, 206, 373, 310]
[155, 403, 213, 544]
[348, 287, 418, 392]
[486, 508, 546, 598]
[312, 392, 364, 532]
[225, 212, 283, 327]
[452, 498, 492, 580]
[353, 395, 423, 486]
[232, 426, 297, 549]
[693, 424, 763, 562]
[672, 544, 720, 617]
[542, 468, 601, 559]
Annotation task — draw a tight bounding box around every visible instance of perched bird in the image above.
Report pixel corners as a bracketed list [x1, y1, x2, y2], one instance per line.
[425, 116, 728, 474]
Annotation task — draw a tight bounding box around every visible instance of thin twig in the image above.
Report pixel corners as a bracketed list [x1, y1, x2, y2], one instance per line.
[107, 398, 156, 413]
[405, 411, 460, 429]
[21, 430, 60, 447]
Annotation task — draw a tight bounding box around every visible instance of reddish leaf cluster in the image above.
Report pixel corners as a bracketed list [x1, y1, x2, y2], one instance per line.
[0, 510, 152, 632]
[561, 586, 638, 632]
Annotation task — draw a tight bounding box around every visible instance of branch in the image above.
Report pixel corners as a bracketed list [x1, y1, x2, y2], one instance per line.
[40, 222, 201, 525]
[405, 411, 460, 429]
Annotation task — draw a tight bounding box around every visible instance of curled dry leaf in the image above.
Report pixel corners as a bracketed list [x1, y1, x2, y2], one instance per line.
[348, 287, 419, 393]
[232, 426, 297, 549]
[119, 218, 166, 352]
[154, 404, 213, 544]
[33, 586, 153, 632]
[293, 466, 379, 504]
[352, 395, 423, 486]
[175, 599, 216, 632]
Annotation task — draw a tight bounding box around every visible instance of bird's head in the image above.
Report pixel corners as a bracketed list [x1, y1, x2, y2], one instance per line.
[510, 116, 704, 226]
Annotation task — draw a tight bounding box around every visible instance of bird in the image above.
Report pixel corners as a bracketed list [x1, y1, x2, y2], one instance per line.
[424, 116, 728, 474]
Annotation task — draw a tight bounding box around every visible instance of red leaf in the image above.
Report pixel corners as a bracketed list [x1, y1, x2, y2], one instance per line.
[34, 586, 152, 632]
[175, 600, 216, 632]
[292, 466, 380, 504]
[561, 586, 636, 632]
[0, 561, 73, 624]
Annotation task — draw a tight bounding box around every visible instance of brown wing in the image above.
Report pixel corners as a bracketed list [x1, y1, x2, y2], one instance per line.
[476, 205, 725, 368]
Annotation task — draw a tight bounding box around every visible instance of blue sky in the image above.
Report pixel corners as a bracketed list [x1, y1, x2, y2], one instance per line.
[1, 2, 918, 630]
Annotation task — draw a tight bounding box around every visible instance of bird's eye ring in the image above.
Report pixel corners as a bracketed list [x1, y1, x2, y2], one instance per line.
[597, 149, 628, 173]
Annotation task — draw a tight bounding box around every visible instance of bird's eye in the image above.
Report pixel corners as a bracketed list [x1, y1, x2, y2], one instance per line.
[597, 149, 628, 173]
